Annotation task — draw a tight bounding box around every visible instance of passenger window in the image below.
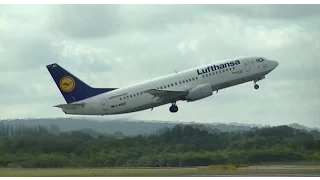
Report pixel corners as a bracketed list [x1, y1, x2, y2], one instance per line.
[219, 70, 222, 73]
[179, 81, 181, 84]
[212, 72, 215, 75]
[160, 86, 163, 89]
[202, 75, 205, 78]
[206, 74, 208, 77]
[192, 78, 195, 81]
[196, 77, 198, 80]
[140, 92, 142, 95]
[186, 79, 188, 82]
[175, 82, 177, 85]
[130, 95, 132, 98]
[229, 68, 232, 71]
[127, 96, 129, 98]
[183, 80, 185, 83]
[134, 94, 136, 97]
[233, 67, 235, 70]
[223, 69, 225, 72]
[168, 84, 170, 87]
[189, 79, 191, 81]
[123, 97, 126, 99]
[120, 98, 122, 100]
[164, 85, 166, 88]
[226, 68, 228, 71]
[171, 83, 173, 86]
[209, 73, 211, 76]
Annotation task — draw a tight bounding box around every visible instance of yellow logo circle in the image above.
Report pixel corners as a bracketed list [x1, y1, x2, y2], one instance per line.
[59, 76, 75, 92]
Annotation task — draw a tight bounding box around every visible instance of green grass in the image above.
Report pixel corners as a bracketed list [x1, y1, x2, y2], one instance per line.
[0, 166, 319, 177]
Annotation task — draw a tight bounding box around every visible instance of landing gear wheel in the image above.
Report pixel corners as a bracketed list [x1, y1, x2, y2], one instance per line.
[169, 103, 178, 113]
[254, 84, 259, 89]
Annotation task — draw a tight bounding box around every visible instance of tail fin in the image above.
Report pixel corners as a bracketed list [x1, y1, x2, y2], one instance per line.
[46, 63, 117, 104]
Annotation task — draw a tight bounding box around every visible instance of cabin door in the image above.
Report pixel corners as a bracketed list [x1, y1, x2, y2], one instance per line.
[243, 59, 251, 72]
[101, 98, 108, 112]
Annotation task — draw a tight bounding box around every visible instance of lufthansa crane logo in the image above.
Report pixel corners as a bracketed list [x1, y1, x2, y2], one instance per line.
[59, 76, 75, 92]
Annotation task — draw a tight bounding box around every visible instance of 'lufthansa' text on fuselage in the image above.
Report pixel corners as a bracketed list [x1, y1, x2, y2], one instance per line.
[196, 60, 241, 75]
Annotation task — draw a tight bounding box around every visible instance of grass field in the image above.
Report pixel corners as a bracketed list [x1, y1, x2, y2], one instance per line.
[0, 165, 320, 177]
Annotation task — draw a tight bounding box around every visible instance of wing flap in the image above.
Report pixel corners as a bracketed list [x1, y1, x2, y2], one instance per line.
[144, 88, 189, 102]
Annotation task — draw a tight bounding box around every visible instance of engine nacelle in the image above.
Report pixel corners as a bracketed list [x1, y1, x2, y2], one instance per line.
[185, 84, 213, 102]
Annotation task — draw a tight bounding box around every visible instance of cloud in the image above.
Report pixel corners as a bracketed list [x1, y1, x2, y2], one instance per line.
[49, 5, 124, 39]
[201, 4, 320, 19]
[0, 4, 319, 128]
[0, 35, 61, 72]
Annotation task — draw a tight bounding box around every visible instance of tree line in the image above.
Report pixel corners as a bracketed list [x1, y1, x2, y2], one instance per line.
[0, 122, 319, 168]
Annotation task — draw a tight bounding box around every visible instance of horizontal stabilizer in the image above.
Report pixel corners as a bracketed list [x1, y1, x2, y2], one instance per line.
[54, 103, 85, 109]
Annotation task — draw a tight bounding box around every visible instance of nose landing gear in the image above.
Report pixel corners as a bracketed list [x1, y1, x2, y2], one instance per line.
[253, 76, 265, 90]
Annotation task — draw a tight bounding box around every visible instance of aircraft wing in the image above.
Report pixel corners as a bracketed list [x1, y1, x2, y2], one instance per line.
[144, 88, 190, 102]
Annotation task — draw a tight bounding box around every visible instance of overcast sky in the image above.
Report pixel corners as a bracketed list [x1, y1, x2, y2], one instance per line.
[0, 4, 319, 127]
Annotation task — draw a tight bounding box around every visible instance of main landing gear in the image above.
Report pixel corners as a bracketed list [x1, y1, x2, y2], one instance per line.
[169, 102, 178, 113]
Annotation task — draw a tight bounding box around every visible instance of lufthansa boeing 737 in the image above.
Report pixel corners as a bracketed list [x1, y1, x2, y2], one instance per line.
[46, 56, 278, 115]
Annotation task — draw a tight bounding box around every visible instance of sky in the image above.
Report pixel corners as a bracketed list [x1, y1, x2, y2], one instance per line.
[0, 4, 319, 127]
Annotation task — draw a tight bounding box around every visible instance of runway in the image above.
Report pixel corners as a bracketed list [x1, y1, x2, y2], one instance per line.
[189, 165, 320, 177]
[244, 165, 320, 170]
[194, 174, 320, 177]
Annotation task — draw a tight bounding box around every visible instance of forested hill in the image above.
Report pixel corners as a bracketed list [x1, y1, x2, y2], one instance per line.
[0, 118, 256, 135]
[0, 123, 319, 168]
[0, 118, 319, 137]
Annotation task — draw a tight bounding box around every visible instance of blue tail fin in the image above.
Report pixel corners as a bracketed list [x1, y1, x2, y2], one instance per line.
[46, 63, 117, 104]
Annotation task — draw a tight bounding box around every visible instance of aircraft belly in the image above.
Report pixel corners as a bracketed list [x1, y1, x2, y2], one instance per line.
[211, 72, 265, 91]
[63, 104, 101, 115]
[105, 96, 152, 114]
[114, 100, 166, 114]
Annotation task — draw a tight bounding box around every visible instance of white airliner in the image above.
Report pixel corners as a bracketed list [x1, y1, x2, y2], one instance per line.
[46, 56, 278, 115]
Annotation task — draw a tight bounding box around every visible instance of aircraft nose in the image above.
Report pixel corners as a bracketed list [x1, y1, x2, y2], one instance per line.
[270, 60, 279, 69]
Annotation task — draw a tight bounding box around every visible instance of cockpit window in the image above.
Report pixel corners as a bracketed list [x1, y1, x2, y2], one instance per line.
[256, 58, 264, 62]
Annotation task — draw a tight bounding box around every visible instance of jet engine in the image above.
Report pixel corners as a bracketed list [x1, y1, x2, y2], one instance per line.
[185, 84, 213, 102]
